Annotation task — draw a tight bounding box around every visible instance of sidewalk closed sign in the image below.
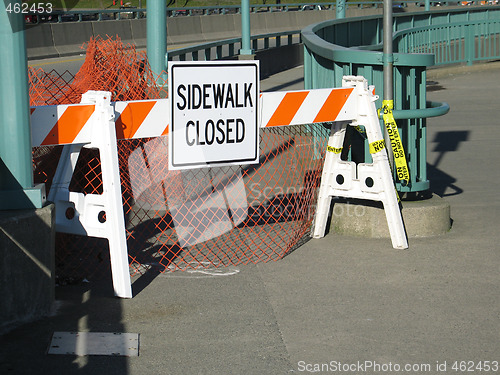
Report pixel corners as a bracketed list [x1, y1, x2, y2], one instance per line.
[168, 61, 260, 170]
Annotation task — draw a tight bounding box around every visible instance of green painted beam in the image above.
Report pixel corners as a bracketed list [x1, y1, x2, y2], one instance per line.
[0, 2, 45, 209]
[240, 0, 254, 55]
[147, 0, 167, 80]
[336, 0, 346, 19]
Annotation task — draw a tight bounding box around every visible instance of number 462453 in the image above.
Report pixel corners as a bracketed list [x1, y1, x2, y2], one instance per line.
[6, 2, 53, 14]
[451, 361, 499, 372]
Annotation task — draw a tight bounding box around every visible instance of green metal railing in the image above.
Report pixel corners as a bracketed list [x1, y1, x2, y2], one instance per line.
[395, 20, 500, 65]
[164, 6, 499, 194]
[303, 6, 500, 194]
[168, 30, 300, 61]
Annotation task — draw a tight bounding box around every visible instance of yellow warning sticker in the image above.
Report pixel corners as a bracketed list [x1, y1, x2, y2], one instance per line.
[354, 125, 366, 138]
[369, 139, 385, 154]
[381, 100, 410, 185]
[327, 145, 342, 154]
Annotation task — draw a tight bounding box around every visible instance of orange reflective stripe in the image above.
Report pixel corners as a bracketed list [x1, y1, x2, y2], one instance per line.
[161, 124, 169, 136]
[115, 101, 156, 140]
[313, 88, 353, 123]
[266, 91, 309, 127]
[41, 105, 95, 145]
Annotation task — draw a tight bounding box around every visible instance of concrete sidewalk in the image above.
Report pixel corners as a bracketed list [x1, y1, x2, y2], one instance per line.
[1, 64, 499, 375]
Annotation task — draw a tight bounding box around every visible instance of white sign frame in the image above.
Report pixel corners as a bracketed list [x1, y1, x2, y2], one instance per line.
[168, 61, 260, 170]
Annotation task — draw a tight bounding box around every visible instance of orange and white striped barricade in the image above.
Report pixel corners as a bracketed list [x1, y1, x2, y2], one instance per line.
[30, 75, 407, 298]
[259, 86, 356, 127]
[32, 91, 132, 298]
[259, 76, 408, 249]
[31, 93, 171, 298]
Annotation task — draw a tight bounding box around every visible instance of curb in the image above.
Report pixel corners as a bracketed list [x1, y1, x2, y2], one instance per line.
[329, 194, 451, 238]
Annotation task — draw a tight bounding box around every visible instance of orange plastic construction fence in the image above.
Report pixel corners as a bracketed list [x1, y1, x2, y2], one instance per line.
[29, 37, 329, 284]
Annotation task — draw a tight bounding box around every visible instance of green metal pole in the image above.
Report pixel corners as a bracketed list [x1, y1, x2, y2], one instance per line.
[336, 0, 346, 19]
[425, 0, 430, 12]
[383, 0, 394, 165]
[383, 0, 393, 103]
[240, 0, 253, 56]
[466, 24, 474, 66]
[147, 0, 167, 79]
[0, 2, 45, 209]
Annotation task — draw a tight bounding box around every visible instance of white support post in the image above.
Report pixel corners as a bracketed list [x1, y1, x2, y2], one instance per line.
[312, 121, 345, 238]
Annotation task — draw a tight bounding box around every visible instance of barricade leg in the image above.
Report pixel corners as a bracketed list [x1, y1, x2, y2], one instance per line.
[312, 121, 346, 238]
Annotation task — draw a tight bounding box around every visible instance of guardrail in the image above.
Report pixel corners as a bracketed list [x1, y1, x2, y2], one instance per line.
[168, 30, 300, 61]
[302, 6, 500, 194]
[23, 1, 487, 24]
[24, 3, 330, 24]
[167, 29, 303, 78]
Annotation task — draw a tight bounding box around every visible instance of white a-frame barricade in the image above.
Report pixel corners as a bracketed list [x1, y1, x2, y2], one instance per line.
[43, 92, 132, 298]
[30, 74, 407, 298]
[259, 75, 408, 250]
[310, 77, 408, 249]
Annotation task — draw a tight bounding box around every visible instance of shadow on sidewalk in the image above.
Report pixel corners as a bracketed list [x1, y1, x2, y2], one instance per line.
[0, 278, 130, 374]
[428, 130, 469, 197]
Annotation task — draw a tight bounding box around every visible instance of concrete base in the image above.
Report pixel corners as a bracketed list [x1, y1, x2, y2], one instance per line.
[0, 203, 55, 334]
[0, 183, 46, 210]
[329, 194, 451, 238]
[238, 53, 256, 61]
